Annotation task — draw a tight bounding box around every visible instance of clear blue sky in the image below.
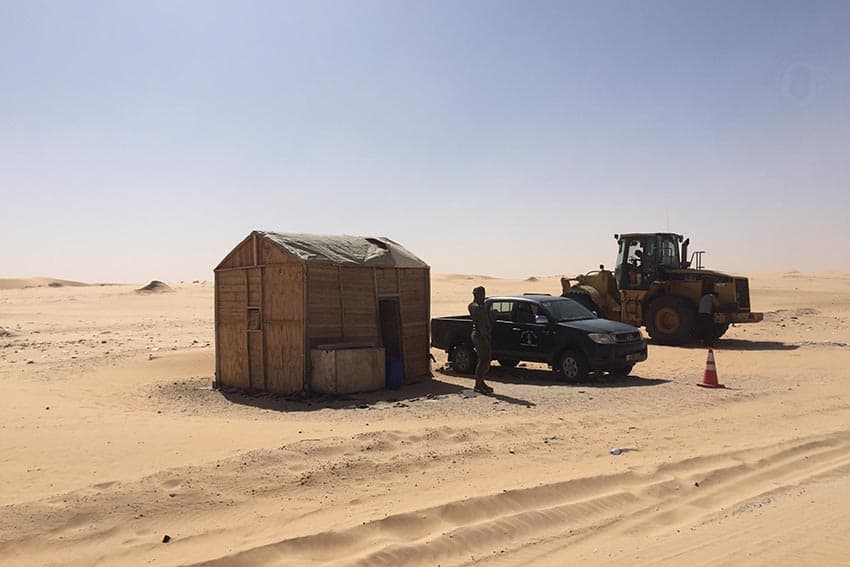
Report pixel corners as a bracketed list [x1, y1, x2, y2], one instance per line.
[2, 1, 849, 282]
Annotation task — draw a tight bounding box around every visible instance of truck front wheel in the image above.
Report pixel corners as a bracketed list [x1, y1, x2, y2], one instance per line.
[451, 342, 478, 375]
[555, 350, 588, 382]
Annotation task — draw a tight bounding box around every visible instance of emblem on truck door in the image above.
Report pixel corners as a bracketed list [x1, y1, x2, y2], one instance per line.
[520, 330, 539, 347]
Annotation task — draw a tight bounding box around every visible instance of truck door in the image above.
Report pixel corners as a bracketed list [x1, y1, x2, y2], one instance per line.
[489, 300, 520, 357]
[512, 301, 555, 363]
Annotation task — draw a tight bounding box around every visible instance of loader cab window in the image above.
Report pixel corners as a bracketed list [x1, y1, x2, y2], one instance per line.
[618, 238, 656, 290]
[614, 240, 626, 285]
[659, 236, 680, 269]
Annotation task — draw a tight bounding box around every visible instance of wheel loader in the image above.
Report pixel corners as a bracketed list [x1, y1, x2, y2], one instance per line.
[561, 233, 763, 345]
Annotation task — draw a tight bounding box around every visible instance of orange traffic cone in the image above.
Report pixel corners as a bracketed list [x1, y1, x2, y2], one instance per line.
[697, 348, 725, 388]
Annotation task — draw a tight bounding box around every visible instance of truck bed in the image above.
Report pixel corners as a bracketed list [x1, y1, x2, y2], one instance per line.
[430, 315, 472, 351]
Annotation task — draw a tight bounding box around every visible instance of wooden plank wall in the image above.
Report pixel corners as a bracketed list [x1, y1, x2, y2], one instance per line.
[216, 269, 250, 389]
[248, 332, 264, 389]
[260, 238, 296, 265]
[247, 268, 262, 307]
[307, 264, 379, 346]
[218, 238, 255, 269]
[375, 268, 398, 296]
[218, 233, 297, 270]
[263, 263, 305, 395]
[307, 264, 342, 344]
[399, 268, 430, 382]
[340, 266, 378, 343]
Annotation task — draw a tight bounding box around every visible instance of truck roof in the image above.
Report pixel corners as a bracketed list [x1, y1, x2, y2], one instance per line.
[488, 294, 561, 302]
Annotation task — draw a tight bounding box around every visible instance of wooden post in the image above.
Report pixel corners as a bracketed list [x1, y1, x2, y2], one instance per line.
[395, 268, 406, 381]
[372, 267, 382, 347]
[214, 270, 220, 387]
[258, 265, 266, 391]
[242, 268, 250, 391]
[425, 267, 431, 377]
[303, 262, 311, 400]
[338, 265, 345, 341]
[215, 264, 267, 272]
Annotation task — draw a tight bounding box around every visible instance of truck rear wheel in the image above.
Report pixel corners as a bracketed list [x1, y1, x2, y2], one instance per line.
[451, 342, 477, 375]
[645, 296, 695, 345]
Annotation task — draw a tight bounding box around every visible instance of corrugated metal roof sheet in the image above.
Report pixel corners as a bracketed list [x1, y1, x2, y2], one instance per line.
[258, 231, 429, 268]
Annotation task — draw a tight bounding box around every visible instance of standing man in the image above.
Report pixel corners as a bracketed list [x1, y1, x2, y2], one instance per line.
[697, 285, 722, 346]
[468, 286, 494, 394]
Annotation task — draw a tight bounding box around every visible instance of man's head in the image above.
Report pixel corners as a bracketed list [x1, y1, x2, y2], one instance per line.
[473, 286, 486, 302]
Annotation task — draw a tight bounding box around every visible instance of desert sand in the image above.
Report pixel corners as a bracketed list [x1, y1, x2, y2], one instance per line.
[1, 272, 850, 566]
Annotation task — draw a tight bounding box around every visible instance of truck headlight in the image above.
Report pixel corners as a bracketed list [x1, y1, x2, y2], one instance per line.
[588, 333, 616, 344]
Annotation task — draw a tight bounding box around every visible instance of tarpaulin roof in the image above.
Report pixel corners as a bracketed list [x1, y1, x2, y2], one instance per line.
[258, 231, 429, 268]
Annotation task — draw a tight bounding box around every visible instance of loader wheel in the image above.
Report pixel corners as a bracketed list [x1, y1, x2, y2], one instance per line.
[645, 296, 695, 346]
[707, 323, 730, 341]
[451, 342, 477, 375]
[562, 290, 598, 314]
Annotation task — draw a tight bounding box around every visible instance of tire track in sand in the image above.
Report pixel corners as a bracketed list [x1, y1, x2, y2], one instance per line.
[190, 429, 850, 567]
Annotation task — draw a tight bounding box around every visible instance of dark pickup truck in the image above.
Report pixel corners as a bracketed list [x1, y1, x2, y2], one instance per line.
[431, 295, 647, 380]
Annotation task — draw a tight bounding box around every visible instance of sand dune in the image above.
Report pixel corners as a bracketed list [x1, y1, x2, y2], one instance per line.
[0, 277, 89, 290]
[1, 273, 850, 565]
[136, 280, 175, 294]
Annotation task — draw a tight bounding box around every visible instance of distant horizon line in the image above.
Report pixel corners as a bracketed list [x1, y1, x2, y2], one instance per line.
[2, 269, 849, 288]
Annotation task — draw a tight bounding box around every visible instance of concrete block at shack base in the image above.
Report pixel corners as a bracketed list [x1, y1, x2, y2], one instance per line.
[311, 345, 386, 395]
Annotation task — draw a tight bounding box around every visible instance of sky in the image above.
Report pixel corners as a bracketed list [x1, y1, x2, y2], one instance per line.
[1, 0, 849, 282]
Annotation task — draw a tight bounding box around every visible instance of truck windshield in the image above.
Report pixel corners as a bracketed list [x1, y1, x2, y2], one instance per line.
[543, 299, 596, 322]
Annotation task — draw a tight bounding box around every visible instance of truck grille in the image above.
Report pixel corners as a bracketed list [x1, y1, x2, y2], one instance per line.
[735, 278, 751, 310]
[615, 331, 642, 343]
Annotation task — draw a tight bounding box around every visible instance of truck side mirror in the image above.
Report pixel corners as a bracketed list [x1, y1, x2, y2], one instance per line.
[535, 314, 549, 325]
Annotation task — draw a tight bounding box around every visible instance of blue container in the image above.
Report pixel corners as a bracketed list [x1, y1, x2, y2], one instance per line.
[386, 355, 404, 390]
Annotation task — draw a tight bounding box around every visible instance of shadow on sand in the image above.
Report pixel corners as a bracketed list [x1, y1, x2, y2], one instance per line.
[665, 338, 800, 351]
[218, 375, 536, 412]
[441, 364, 670, 389]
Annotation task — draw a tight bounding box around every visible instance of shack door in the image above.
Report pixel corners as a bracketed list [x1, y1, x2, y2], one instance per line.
[379, 298, 404, 385]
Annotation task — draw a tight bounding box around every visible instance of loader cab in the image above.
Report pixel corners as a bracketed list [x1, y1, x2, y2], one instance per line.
[614, 233, 682, 290]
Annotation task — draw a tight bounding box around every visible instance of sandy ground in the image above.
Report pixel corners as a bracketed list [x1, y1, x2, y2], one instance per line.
[1, 272, 850, 566]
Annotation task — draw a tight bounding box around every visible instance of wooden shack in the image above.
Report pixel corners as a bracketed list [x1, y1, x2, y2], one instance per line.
[214, 231, 431, 395]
